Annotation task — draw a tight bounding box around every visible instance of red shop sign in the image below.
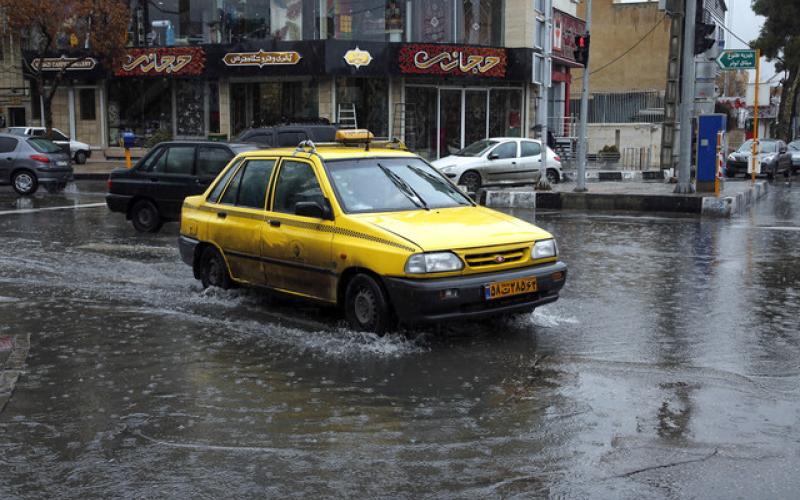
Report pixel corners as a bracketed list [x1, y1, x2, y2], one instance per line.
[116, 47, 205, 77]
[398, 44, 507, 78]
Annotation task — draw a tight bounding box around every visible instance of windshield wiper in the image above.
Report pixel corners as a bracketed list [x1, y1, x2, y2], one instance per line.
[377, 163, 429, 210]
[406, 164, 473, 206]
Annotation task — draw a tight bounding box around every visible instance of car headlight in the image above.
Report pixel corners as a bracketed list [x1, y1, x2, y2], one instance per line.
[440, 165, 457, 172]
[532, 239, 558, 260]
[763, 155, 775, 162]
[405, 252, 464, 274]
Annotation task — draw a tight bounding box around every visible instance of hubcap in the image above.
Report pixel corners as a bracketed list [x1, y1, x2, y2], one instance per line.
[14, 174, 33, 192]
[354, 288, 376, 325]
[462, 174, 479, 191]
[138, 208, 153, 226]
[207, 257, 222, 286]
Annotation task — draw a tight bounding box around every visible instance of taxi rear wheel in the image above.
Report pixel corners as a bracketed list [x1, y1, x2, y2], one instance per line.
[345, 274, 393, 334]
[200, 246, 232, 290]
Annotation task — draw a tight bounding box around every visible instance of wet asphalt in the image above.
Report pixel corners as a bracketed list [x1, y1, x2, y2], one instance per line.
[0, 180, 799, 499]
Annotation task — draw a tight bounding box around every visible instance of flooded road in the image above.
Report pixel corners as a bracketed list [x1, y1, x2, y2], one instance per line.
[1, 181, 799, 498]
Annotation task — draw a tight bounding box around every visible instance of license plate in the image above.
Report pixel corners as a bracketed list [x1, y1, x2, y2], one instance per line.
[57, 161, 68, 167]
[484, 277, 537, 300]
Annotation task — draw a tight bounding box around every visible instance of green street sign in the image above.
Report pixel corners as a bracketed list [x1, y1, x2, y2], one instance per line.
[716, 50, 757, 70]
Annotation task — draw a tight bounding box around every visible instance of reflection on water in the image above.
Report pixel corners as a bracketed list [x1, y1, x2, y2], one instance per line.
[0, 184, 799, 497]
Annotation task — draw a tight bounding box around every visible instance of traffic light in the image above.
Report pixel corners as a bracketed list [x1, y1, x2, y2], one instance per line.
[574, 34, 590, 66]
[694, 22, 716, 55]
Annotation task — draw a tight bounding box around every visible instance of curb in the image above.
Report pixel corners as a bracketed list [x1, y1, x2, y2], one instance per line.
[482, 181, 769, 217]
[562, 170, 665, 183]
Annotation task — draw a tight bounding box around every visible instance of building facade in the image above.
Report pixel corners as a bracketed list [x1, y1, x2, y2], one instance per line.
[21, 0, 586, 160]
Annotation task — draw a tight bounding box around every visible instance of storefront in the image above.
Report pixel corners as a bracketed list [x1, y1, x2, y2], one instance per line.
[550, 8, 586, 137]
[24, 38, 535, 155]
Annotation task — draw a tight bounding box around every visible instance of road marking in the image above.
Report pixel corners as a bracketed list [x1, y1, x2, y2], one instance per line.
[0, 202, 106, 216]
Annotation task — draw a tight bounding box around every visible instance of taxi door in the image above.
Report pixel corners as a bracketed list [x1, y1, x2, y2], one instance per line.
[261, 158, 336, 302]
[206, 158, 277, 286]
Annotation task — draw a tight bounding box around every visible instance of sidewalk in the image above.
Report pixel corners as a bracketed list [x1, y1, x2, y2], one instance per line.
[481, 179, 770, 218]
[73, 159, 128, 180]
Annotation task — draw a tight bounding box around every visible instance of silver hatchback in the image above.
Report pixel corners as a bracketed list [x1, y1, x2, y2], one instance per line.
[0, 133, 73, 195]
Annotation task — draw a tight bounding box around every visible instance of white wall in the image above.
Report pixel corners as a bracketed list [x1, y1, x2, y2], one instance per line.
[553, 0, 579, 16]
[587, 122, 663, 168]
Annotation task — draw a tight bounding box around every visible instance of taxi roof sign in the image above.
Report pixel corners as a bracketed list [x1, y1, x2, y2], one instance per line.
[335, 129, 374, 143]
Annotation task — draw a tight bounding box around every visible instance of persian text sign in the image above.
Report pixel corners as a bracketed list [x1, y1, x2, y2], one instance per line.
[398, 44, 507, 78]
[31, 56, 97, 72]
[223, 50, 302, 67]
[716, 50, 757, 70]
[116, 47, 205, 77]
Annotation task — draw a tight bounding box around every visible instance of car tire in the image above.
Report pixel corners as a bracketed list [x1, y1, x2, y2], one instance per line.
[200, 246, 232, 290]
[725, 168, 735, 178]
[459, 171, 482, 192]
[11, 170, 38, 196]
[546, 169, 560, 184]
[345, 274, 394, 334]
[74, 151, 87, 165]
[130, 199, 163, 233]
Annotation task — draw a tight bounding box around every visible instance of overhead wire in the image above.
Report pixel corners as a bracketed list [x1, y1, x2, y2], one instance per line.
[590, 14, 668, 75]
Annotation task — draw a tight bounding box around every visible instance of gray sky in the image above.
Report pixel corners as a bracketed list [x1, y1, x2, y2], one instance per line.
[727, 0, 776, 81]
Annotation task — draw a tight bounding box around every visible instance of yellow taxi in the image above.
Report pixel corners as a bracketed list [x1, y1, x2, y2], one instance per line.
[179, 131, 567, 333]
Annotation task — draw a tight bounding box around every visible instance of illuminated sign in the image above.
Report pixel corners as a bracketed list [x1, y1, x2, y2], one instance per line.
[31, 56, 97, 72]
[398, 44, 506, 77]
[343, 47, 373, 69]
[116, 47, 205, 77]
[223, 50, 302, 67]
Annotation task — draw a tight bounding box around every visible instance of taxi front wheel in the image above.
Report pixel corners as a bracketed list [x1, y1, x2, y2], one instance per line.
[345, 274, 394, 335]
[200, 246, 232, 290]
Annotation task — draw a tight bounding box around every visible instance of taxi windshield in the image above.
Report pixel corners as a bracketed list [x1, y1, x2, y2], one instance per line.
[326, 158, 473, 214]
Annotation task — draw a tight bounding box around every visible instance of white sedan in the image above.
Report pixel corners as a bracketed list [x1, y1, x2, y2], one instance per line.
[431, 137, 563, 192]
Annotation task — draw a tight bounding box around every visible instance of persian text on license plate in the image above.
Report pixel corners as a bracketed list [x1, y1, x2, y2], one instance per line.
[484, 277, 537, 300]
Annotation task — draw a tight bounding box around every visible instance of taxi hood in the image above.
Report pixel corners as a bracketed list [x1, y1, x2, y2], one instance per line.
[354, 206, 552, 252]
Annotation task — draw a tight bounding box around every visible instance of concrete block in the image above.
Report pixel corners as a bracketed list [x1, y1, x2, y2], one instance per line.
[483, 190, 536, 208]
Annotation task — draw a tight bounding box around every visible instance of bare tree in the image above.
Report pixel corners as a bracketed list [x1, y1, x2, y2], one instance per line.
[0, 0, 129, 136]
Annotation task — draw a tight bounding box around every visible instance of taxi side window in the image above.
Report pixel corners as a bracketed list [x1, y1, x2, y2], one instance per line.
[220, 163, 245, 205]
[207, 161, 241, 203]
[237, 160, 276, 209]
[272, 161, 324, 215]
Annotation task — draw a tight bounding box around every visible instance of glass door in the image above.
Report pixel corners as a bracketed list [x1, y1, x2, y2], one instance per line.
[439, 89, 462, 157]
[464, 89, 488, 147]
[405, 87, 438, 160]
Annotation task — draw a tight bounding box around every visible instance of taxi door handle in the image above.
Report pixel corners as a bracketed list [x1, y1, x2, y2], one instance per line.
[269, 220, 281, 227]
[217, 212, 227, 219]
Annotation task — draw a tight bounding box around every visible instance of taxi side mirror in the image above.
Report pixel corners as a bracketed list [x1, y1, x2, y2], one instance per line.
[295, 200, 333, 220]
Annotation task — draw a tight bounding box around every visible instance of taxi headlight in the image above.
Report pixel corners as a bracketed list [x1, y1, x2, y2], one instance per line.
[405, 252, 464, 274]
[532, 239, 557, 260]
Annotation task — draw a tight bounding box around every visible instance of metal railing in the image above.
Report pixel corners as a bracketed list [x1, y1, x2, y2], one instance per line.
[569, 90, 665, 124]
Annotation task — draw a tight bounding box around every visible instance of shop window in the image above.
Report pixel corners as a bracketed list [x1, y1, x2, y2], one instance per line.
[489, 89, 522, 137]
[139, 0, 311, 45]
[411, 0, 503, 45]
[320, 0, 405, 41]
[230, 80, 319, 135]
[79, 89, 96, 121]
[175, 80, 205, 138]
[335, 77, 388, 138]
[108, 79, 172, 146]
[209, 82, 220, 134]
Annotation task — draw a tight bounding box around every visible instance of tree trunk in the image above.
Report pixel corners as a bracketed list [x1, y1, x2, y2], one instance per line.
[777, 68, 799, 142]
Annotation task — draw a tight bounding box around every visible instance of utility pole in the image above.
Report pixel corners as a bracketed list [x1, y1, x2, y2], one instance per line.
[676, 0, 697, 194]
[536, 0, 553, 191]
[574, 0, 592, 192]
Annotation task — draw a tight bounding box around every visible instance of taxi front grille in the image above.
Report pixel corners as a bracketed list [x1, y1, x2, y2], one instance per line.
[464, 247, 528, 268]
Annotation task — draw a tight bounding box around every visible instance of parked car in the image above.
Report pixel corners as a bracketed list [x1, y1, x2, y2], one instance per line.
[430, 138, 563, 192]
[106, 141, 258, 233]
[7, 126, 92, 164]
[726, 139, 792, 179]
[0, 133, 73, 195]
[788, 140, 800, 174]
[179, 132, 567, 333]
[234, 123, 338, 147]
